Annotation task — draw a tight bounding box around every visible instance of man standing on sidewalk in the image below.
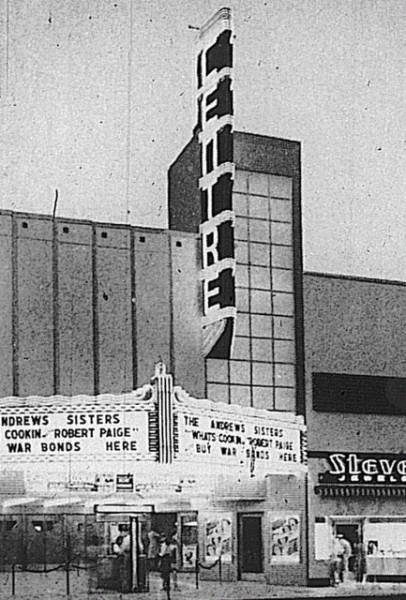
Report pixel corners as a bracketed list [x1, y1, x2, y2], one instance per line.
[335, 533, 352, 583]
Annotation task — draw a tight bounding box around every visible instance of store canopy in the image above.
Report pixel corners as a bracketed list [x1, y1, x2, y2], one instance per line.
[315, 485, 406, 498]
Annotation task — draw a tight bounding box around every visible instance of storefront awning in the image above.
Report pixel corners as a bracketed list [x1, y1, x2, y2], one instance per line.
[315, 485, 406, 498]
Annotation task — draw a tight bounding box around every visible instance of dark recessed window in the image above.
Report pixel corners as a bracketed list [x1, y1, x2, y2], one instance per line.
[32, 521, 43, 532]
[63, 226, 69, 233]
[101, 232, 107, 239]
[139, 236, 146, 243]
[206, 140, 214, 173]
[176, 241, 182, 247]
[22, 222, 28, 229]
[313, 372, 406, 415]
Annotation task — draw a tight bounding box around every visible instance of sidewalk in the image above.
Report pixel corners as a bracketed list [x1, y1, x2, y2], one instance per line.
[2, 570, 406, 599]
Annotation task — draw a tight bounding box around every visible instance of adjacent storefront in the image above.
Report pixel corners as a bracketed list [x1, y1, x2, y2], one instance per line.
[309, 451, 406, 583]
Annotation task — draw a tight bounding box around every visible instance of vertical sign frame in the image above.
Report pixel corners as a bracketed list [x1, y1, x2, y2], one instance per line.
[197, 8, 236, 359]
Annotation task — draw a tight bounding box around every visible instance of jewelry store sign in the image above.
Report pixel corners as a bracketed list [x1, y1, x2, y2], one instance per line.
[319, 453, 406, 485]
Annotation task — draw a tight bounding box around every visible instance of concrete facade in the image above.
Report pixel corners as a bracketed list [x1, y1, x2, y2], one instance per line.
[304, 272, 406, 584]
[0, 210, 204, 398]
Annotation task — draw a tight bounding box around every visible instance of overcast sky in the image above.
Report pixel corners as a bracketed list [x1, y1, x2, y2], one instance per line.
[132, 0, 405, 280]
[2, 0, 405, 280]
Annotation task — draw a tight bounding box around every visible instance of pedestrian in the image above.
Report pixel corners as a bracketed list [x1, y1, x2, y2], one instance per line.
[158, 536, 173, 591]
[147, 527, 161, 571]
[335, 533, 352, 583]
[158, 535, 180, 591]
[112, 534, 131, 592]
[354, 538, 367, 584]
[328, 545, 340, 586]
[168, 534, 180, 591]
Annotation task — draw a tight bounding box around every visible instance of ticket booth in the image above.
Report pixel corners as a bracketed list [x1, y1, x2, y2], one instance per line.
[94, 504, 152, 593]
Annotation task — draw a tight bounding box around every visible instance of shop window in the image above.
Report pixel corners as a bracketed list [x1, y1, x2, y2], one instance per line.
[314, 519, 333, 560]
[364, 518, 406, 557]
[313, 372, 406, 415]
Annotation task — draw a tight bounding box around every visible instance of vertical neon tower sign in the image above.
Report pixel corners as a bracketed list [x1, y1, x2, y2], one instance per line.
[197, 7, 236, 359]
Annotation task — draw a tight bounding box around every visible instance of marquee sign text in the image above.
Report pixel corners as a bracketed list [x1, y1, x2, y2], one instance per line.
[177, 407, 303, 475]
[0, 407, 150, 461]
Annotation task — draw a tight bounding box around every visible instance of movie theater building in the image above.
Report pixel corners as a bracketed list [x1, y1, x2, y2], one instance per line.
[0, 8, 308, 588]
[304, 272, 406, 584]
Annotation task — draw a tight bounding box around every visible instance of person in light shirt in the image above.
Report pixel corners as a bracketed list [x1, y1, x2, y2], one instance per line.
[334, 533, 352, 583]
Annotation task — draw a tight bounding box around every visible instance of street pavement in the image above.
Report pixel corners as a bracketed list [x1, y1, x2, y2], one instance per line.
[2, 570, 406, 599]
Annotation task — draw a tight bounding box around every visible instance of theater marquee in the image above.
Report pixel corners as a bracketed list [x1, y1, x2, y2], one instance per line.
[175, 388, 303, 475]
[0, 387, 155, 463]
[0, 365, 306, 493]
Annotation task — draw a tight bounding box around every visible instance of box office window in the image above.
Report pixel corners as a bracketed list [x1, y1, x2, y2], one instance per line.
[313, 372, 406, 415]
